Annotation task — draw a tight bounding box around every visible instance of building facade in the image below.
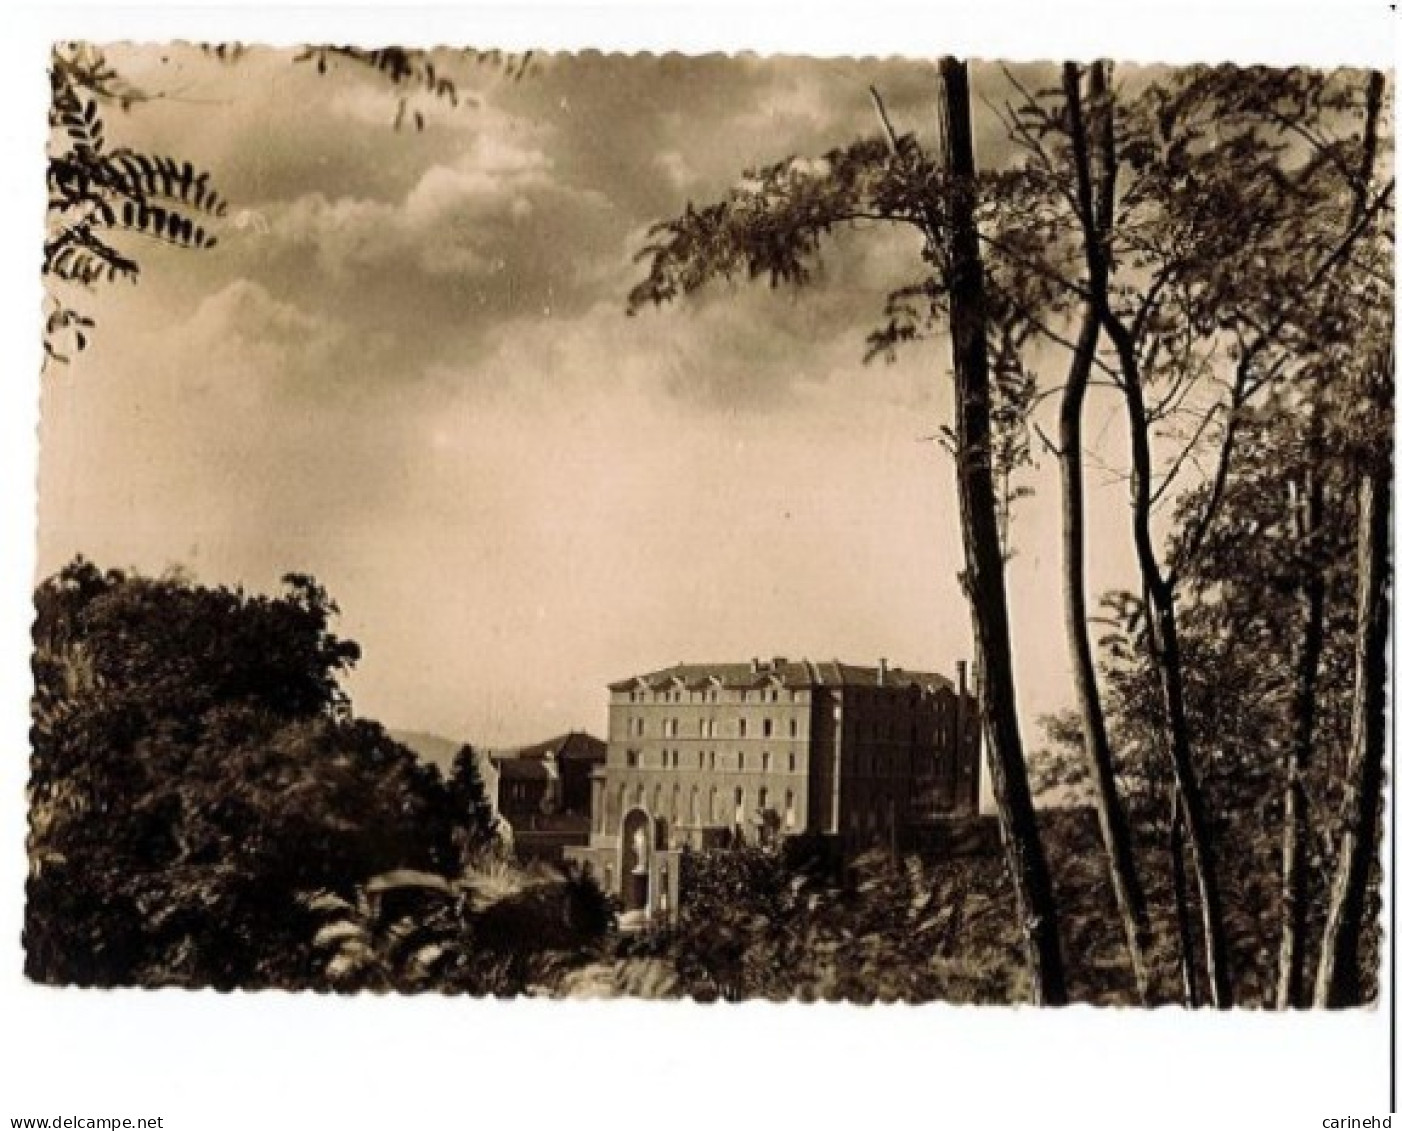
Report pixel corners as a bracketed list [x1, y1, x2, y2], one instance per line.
[564, 657, 980, 925]
[491, 732, 606, 862]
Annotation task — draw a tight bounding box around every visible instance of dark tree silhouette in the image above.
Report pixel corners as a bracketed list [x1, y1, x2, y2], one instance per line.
[446, 744, 501, 865]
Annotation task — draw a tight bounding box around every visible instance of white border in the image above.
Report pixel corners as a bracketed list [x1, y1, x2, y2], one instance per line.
[0, 5, 1395, 1130]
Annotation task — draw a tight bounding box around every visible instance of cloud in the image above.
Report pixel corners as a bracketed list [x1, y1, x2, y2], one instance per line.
[43, 48, 1113, 745]
[267, 129, 612, 285]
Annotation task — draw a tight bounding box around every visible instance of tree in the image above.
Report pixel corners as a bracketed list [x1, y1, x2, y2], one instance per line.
[27, 559, 453, 987]
[1313, 355, 1392, 1007]
[1314, 72, 1394, 1010]
[999, 63, 1394, 1007]
[935, 57, 1067, 1005]
[46, 45, 225, 364]
[1049, 60, 1152, 1002]
[44, 43, 532, 362]
[629, 57, 1068, 1004]
[445, 744, 500, 865]
[1273, 68, 1388, 1008]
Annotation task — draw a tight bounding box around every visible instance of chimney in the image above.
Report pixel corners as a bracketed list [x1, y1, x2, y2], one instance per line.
[751, 657, 761, 674]
[956, 660, 968, 698]
[878, 657, 889, 686]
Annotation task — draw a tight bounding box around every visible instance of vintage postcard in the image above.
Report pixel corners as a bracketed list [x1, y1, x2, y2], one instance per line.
[9, 13, 1398, 1127]
[30, 40, 1393, 1010]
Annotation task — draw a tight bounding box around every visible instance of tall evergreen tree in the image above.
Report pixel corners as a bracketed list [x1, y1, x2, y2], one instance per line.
[446, 744, 500, 864]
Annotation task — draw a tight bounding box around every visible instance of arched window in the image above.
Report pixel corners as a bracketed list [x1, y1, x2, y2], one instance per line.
[671, 783, 681, 821]
[788, 752, 797, 773]
[789, 718, 798, 738]
[690, 786, 700, 825]
[738, 719, 747, 738]
[762, 718, 773, 738]
[762, 751, 771, 772]
[733, 786, 745, 826]
[758, 786, 769, 813]
[709, 786, 719, 822]
[738, 752, 745, 772]
[785, 789, 796, 829]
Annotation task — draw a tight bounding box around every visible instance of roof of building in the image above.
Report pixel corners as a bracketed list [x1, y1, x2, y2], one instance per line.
[488, 731, 606, 767]
[608, 659, 959, 694]
[494, 758, 551, 782]
[516, 731, 606, 764]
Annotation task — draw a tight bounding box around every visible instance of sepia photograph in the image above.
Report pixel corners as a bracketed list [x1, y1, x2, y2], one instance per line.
[2, 5, 1397, 1126]
[30, 38, 1394, 1007]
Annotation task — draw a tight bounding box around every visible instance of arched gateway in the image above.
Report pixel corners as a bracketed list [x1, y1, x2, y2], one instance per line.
[618, 807, 653, 914]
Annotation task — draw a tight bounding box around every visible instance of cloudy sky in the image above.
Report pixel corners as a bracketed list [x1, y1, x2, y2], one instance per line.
[39, 46, 1143, 746]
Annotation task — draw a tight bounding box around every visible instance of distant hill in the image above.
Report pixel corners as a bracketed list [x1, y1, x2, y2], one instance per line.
[391, 730, 502, 820]
[390, 729, 467, 774]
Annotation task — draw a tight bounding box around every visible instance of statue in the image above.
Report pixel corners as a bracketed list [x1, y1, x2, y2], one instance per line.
[631, 824, 650, 875]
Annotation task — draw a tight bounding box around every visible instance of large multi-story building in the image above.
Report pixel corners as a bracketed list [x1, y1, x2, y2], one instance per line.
[564, 657, 980, 924]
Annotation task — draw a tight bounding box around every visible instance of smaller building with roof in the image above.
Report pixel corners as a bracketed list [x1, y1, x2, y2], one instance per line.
[490, 731, 606, 862]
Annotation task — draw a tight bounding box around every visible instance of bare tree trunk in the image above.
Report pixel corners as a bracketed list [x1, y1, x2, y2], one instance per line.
[1170, 788, 1201, 1008]
[939, 56, 1067, 1007]
[1061, 61, 1152, 1005]
[1314, 353, 1392, 1008]
[1276, 457, 1327, 1010]
[1101, 320, 1234, 1009]
[1304, 69, 1389, 1010]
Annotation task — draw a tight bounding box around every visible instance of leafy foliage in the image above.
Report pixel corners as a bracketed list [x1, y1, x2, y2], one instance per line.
[304, 860, 614, 995]
[292, 46, 535, 132]
[601, 812, 1222, 1005]
[445, 744, 501, 865]
[46, 44, 227, 364]
[26, 559, 452, 987]
[44, 42, 537, 363]
[627, 62, 1392, 1006]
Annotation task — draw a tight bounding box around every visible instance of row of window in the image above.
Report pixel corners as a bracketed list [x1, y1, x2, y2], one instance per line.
[627, 688, 798, 704]
[625, 748, 801, 773]
[625, 715, 971, 746]
[615, 746, 970, 777]
[605, 780, 800, 830]
[627, 715, 801, 739]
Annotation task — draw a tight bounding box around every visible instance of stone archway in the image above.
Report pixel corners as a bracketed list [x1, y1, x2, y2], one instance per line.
[619, 807, 653, 913]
